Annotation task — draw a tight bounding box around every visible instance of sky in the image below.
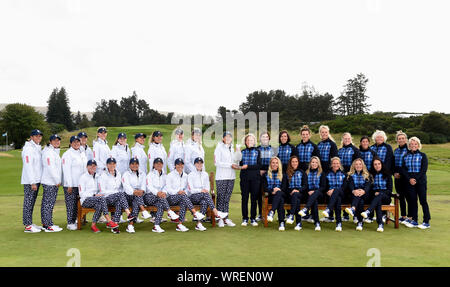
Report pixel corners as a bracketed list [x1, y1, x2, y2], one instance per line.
[0, 0, 449, 116]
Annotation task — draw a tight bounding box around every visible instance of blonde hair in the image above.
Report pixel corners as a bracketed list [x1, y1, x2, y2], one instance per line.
[348, 158, 371, 181]
[306, 156, 323, 177]
[268, 157, 283, 181]
[372, 130, 387, 143]
[318, 125, 335, 142]
[300, 125, 311, 134]
[408, 137, 422, 150]
[395, 130, 408, 141]
[330, 156, 344, 172]
[340, 132, 353, 148]
[242, 133, 257, 148]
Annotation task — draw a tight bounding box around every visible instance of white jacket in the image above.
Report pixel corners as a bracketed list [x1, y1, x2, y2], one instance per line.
[111, 143, 131, 175]
[78, 172, 99, 204]
[98, 170, 122, 197]
[146, 169, 166, 195]
[214, 141, 236, 180]
[121, 170, 146, 195]
[131, 143, 148, 175]
[148, 142, 167, 174]
[92, 138, 111, 173]
[184, 139, 205, 174]
[62, 147, 87, 187]
[20, 140, 43, 185]
[167, 140, 186, 172]
[187, 169, 210, 196]
[163, 170, 188, 195]
[80, 144, 94, 161]
[40, 145, 62, 186]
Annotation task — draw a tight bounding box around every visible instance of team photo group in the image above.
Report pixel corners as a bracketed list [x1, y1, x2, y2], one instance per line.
[21, 123, 431, 234]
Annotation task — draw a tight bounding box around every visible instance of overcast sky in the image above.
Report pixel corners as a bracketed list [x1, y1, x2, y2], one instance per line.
[0, 0, 449, 116]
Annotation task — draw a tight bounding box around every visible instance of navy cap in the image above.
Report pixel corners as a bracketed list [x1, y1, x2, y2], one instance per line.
[30, 129, 43, 136]
[49, 134, 61, 141]
[223, 131, 232, 138]
[97, 127, 107, 133]
[152, 131, 163, 137]
[117, 132, 127, 139]
[70, 135, 81, 143]
[106, 157, 117, 164]
[174, 158, 184, 165]
[78, 132, 88, 138]
[153, 157, 164, 164]
[135, 133, 147, 139]
[194, 157, 204, 164]
[174, 127, 184, 135]
[129, 157, 139, 165]
[87, 159, 97, 166]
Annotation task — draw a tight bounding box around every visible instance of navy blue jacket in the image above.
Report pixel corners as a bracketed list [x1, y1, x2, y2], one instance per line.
[295, 140, 319, 171]
[317, 138, 338, 172]
[400, 150, 428, 184]
[370, 143, 394, 175]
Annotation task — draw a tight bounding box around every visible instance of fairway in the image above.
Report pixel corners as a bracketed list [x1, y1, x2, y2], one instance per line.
[1, 125, 449, 267]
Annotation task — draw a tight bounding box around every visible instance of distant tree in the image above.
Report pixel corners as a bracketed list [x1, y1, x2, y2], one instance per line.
[79, 114, 92, 129]
[46, 87, 75, 131]
[0, 103, 50, 149]
[334, 73, 370, 116]
[74, 111, 82, 129]
[421, 111, 450, 136]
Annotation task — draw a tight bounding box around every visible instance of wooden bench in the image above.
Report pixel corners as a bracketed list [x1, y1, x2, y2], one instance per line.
[77, 172, 217, 230]
[262, 192, 400, 228]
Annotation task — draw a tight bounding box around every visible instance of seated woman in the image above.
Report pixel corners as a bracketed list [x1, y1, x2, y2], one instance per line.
[344, 158, 372, 231]
[285, 156, 307, 230]
[298, 156, 326, 231]
[361, 157, 393, 232]
[187, 157, 228, 231]
[78, 160, 119, 233]
[144, 157, 180, 233]
[98, 157, 135, 234]
[322, 157, 347, 232]
[122, 157, 151, 233]
[164, 158, 205, 232]
[263, 157, 288, 231]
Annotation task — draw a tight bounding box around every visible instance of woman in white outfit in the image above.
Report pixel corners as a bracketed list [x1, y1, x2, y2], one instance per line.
[185, 128, 205, 174]
[21, 129, 44, 233]
[131, 133, 148, 175]
[78, 131, 93, 161]
[214, 131, 240, 227]
[167, 127, 186, 173]
[148, 131, 168, 174]
[62, 135, 87, 231]
[111, 132, 131, 175]
[40, 134, 63, 232]
[92, 126, 111, 174]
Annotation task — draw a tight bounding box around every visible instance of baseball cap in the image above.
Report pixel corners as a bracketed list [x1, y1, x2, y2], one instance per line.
[194, 157, 204, 164]
[49, 134, 61, 141]
[106, 157, 117, 164]
[87, 159, 97, 166]
[30, 129, 43, 136]
[135, 133, 147, 139]
[70, 135, 81, 143]
[78, 132, 88, 138]
[153, 157, 164, 164]
[174, 158, 184, 165]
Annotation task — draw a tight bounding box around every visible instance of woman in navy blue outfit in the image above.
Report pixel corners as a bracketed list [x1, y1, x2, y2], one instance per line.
[370, 130, 394, 175]
[263, 157, 288, 231]
[284, 156, 307, 230]
[295, 125, 319, 172]
[359, 136, 377, 173]
[276, 131, 296, 173]
[393, 130, 410, 225]
[317, 125, 338, 173]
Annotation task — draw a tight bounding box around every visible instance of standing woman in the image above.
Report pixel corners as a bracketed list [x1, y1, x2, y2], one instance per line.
[370, 130, 394, 174]
[361, 157, 392, 232]
[359, 136, 377, 173]
[317, 125, 338, 173]
[78, 131, 93, 161]
[338, 132, 362, 173]
[263, 157, 288, 231]
[214, 131, 240, 228]
[239, 133, 262, 227]
[168, 127, 186, 173]
[185, 128, 205, 174]
[276, 130, 296, 172]
[93, 127, 112, 174]
[62, 135, 87, 231]
[401, 137, 430, 229]
[131, 133, 148, 175]
[295, 125, 319, 172]
[21, 129, 44, 233]
[40, 134, 63, 232]
[148, 131, 168, 174]
[285, 156, 307, 230]
[111, 132, 131, 175]
[344, 158, 372, 231]
[393, 130, 410, 224]
[298, 156, 326, 231]
[322, 157, 347, 232]
[257, 132, 277, 222]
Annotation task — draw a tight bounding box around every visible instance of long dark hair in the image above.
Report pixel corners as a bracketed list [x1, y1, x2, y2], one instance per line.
[286, 155, 300, 180]
[370, 156, 390, 178]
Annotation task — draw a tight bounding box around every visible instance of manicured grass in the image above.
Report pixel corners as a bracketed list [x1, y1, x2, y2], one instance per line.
[1, 125, 449, 267]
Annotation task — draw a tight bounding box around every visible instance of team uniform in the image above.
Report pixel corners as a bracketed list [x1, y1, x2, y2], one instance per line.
[295, 140, 319, 172]
[317, 138, 338, 173]
[121, 169, 147, 220]
[359, 147, 377, 173]
[257, 144, 277, 219]
[148, 142, 168, 174]
[401, 150, 430, 228]
[184, 138, 205, 174]
[323, 169, 347, 230]
[80, 144, 94, 162]
[285, 168, 307, 228]
[393, 144, 410, 219]
[345, 172, 372, 228]
[276, 143, 296, 172]
[111, 143, 131, 175]
[263, 170, 288, 229]
[40, 144, 62, 230]
[239, 147, 261, 224]
[93, 138, 112, 174]
[361, 172, 392, 231]
[98, 170, 129, 223]
[168, 140, 186, 172]
[78, 171, 109, 224]
[131, 142, 148, 175]
[338, 144, 362, 173]
[299, 169, 326, 228]
[370, 142, 394, 174]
